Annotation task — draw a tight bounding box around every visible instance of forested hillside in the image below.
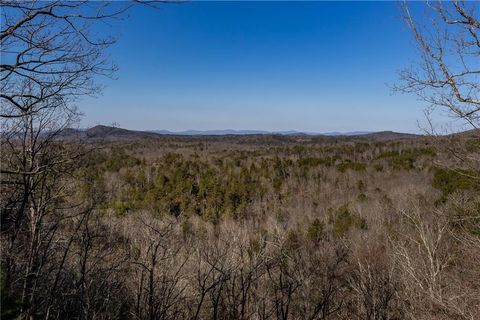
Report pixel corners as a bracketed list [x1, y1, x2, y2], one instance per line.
[4, 133, 478, 319]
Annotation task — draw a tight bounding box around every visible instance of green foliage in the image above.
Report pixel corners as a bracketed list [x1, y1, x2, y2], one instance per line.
[110, 200, 131, 216]
[75, 140, 447, 226]
[329, 205, 367, 236]
[378, 148, 435, 170]
[105, 148, 141, 172]
[433, 167, 478, 197]
[306, 218, 324, 242]
[76, 166, 106, 201]
[88, 151, 273, 220]
[336, 161, 367, 172]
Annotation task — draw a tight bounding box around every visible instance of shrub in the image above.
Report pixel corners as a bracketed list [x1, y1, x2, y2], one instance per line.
[109, 201, 131, 216]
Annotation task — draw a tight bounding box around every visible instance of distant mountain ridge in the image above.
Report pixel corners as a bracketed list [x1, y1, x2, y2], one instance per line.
[152, 129, 271, 135]
[58, 125, 160, 141]
[149, 129, 374, 136]
[57, 125, 421, 142]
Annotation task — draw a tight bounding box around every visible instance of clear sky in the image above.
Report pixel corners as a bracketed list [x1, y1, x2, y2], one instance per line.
[78, 1, 438, 133]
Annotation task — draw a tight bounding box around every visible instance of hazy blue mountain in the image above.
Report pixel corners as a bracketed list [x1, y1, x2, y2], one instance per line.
[159, 129, 271, 135]
[149, 129, 374, 136]
[323, 131, 373, 136]
[57, 126, 423, 142]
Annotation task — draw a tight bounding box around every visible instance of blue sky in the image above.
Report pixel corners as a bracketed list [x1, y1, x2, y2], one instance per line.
[79, 1, 437, 133]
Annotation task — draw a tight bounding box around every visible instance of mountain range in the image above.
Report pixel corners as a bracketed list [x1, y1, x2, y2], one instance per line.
[56, 125, 421, 142]
[150, 129, 373, 136]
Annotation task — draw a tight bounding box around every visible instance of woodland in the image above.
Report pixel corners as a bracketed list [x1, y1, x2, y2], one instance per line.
[1, 1, 479, 319]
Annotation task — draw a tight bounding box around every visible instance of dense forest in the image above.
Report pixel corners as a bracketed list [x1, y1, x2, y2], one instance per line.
[3, 131, 479, 319]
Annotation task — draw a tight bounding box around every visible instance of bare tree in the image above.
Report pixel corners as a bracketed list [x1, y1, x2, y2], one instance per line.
[265, 234, 302, 320]
[220, 237, 266, 320]
[294, 244, 349, 320]
[189, 236, 233, 320]
[0, 1, 162, 318]
[393, 6, 479, 319]
[395, 1, 479, 130]
[395, 1, 479, 178]
[348, 241, 401, 320]
[390, 205, 475, 319]
[0, 1, 131, 120]
[127, 216, 188, 320]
